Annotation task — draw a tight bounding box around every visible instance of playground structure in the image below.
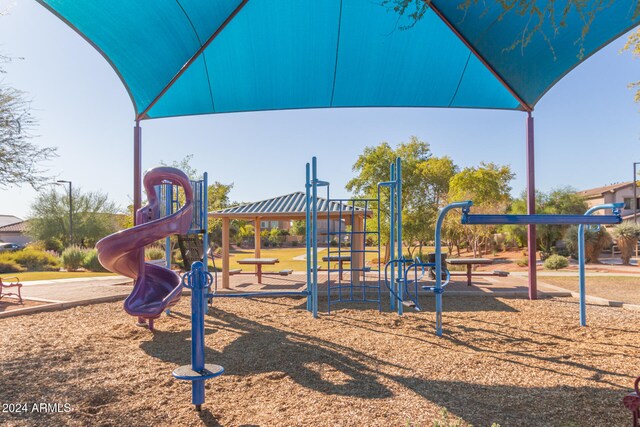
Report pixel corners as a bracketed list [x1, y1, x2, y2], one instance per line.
[306, 157, 410, 317]
[424, 200, 624, 336]
[97, 167, 223, 411]
[96, 167, 195, 330]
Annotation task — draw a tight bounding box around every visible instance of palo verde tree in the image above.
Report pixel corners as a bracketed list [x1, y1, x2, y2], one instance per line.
[0, 53, 57, 189]
[28, 187, 121, 250]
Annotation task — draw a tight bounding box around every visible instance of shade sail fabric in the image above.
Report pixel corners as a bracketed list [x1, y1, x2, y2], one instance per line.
[37, 0, 640, 119]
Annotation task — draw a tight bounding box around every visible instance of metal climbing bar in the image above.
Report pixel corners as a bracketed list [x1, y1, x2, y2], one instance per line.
[379, 157, 404, 315]
[431, 200, 624, 337]
[578, 202, 624, 326]
[462, 213, 622, 225]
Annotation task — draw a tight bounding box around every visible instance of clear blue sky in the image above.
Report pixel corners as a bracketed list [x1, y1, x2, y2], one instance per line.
[1, 1, 639, 219]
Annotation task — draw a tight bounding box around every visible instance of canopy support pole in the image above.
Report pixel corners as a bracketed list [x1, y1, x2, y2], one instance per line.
[526, 112, 537, 300]
[133, 120, 142, 225]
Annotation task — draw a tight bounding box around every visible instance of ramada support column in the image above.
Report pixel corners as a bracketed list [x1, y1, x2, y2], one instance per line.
[222, 217, 230, 289]
[352, 214, 365, 285]
[526, 112, 537, 300]
[133, 121, 142, 226]
[254, 217, 261, 276]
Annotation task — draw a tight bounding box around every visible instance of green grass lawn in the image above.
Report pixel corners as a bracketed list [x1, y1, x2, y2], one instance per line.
[208, 246, 383, 272]
[1, 271, 116, 282]
[541, 275, 640, 305]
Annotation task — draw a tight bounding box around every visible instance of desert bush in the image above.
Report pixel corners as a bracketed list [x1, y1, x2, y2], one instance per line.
[61, 246, 86, 271]
[612, 222, 640, 265]
[565, 226, 611, 263]
[0, 261, 25, 273]
[516, 257, 528, 267]
[82, 249, 107, 272]
[10, 248, 60, 271]
[145, 246, 165, 260]
[543, 254, 569, 270]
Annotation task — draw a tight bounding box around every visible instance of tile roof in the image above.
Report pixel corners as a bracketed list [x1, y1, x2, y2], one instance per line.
[577, 181, 634, 198]
[0, 220, 28, 233]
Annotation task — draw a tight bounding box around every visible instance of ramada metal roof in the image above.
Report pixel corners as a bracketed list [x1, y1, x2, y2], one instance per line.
[210, 192, 369, 219]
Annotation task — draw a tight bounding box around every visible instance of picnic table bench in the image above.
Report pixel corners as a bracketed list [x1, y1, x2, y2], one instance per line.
[322, 255, 351, 280]
[446, 258, 508, 286]
[0, 276, 23, 303]
[237, 258, 291, 284]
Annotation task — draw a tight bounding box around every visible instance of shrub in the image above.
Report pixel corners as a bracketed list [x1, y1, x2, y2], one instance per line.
[565, 226, 611, 263]
[291, 240, 299, 247]
[330, 239, 339, 247]
[61, 246, 86, 271]
[11, 249, 60, 271]
[516, 257, 528, 267]
[83, 249, 107, 272]
[145, 246, 165, 260]
[543, 254, 569, 270]
[612, 222, 640, 265]
[0, 261, 25, 274]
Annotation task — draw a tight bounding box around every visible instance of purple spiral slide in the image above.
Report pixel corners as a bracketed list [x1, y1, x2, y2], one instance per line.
[96, 167, 193, 327]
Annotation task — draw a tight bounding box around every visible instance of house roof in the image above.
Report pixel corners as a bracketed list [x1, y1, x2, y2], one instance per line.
[577, 181, 634, 199]
[210, 192, 370, 220]
[0, 220, 28, 233]
[0, 215, 23, 228]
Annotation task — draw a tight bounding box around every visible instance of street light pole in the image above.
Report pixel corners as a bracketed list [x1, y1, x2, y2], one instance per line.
[56, 180, 73, 245]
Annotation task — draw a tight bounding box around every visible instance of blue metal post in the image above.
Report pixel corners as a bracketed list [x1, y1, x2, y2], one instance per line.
[165, 185, 172, 269]
[389, 163, 396, 311]
[579, 202, 623, 326]
[434, 201, 473, 336]
[191, 261, 206, 409]
[202, 173, 209, 260]
[305, 163, 312, 313]
[312, 157, 319, 318]
[396, 158, 403, 316]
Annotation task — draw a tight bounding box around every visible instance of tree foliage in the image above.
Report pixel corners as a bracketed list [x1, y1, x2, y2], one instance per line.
[346, 136, 456, 257]
[28, 187, 121, 249]
[385, 0, 638, 60]
[0, 54, 57, 189]
[447, 162, 514, 256]
[506, 187, 587, 252]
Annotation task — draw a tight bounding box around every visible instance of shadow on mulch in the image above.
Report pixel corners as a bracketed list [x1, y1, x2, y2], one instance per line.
[0, 298, 43, 312]
[388, 377, 628, 426]
[142, 307, 394, 399]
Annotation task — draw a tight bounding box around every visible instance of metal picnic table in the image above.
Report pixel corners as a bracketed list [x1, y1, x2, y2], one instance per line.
[237, 258, 279, 284]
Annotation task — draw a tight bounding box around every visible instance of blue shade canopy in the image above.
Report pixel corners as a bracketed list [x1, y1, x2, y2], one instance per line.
[37, 0, 640, 120]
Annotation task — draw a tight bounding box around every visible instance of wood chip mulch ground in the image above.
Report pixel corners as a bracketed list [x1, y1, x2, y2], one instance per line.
[1, 295, 638, 426]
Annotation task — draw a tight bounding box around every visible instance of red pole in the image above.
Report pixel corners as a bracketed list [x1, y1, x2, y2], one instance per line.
[133, 121, 142, 226]
[526, 112, 537, 300]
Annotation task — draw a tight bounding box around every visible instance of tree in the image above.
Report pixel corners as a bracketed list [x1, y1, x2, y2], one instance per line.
[385, 0, 630, 60]
[506, 187, 587, 254]
[28, 187, 121, 250]
[291, 220, 306, 237]
[0, 54, 57, 189]
[346, 137, 454, 259]
[161, 155, 233, 212]
[447, 163, 514, 257]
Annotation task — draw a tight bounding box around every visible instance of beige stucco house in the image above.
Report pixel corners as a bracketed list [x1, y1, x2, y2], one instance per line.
[577, 181, 639, 221]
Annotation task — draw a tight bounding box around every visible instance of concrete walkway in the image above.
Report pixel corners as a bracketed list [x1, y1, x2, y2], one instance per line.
[0, 275, 133, 318]
[19, 276, 133, 303]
